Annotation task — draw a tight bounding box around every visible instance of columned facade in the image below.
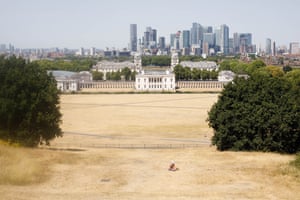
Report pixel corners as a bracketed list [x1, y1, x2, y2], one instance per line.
[135, 71, 175, 92]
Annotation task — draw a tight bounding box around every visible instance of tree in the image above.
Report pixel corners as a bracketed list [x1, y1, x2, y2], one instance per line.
[142, 56, 171, 66]
[283, 65, 292, 73]
[121, 67, 132, 80]
[208, 74, 300, 153]
[92, 71, 104, 81]
[0, 56, 62, 146]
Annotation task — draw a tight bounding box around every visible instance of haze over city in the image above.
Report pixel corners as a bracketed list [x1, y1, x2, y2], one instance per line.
[1, 0, 300, 49]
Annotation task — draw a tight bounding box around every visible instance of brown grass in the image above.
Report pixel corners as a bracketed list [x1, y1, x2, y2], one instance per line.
[0, 94, 299, 200]
[0, 144, 47, 185]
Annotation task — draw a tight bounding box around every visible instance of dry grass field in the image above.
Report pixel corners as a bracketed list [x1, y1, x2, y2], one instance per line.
[0, 93, 299, 200]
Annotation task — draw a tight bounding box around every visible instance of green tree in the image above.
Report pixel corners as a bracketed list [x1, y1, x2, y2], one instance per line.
[201, 70, 210, 80]
[142, 56, 171, 66]
[0, 56, 62, 146]
[208, 74, 300, 153]
[174, 65, 185, 80]
[130, 71, 137, 81]
[92, 71, 104, 81]
[283, 65, 292, 73]
[121, 67, 132, 80]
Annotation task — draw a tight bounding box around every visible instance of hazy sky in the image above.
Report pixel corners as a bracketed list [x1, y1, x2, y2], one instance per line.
[1, 0, 300, 49]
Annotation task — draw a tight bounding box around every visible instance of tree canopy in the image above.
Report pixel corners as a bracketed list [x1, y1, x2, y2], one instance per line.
[142, 56, 171, 66]
[207, 72, 300, 153]
[0, 56, 62, 146]
[33, 58, 95, 72]
[173, 65, 218, 81]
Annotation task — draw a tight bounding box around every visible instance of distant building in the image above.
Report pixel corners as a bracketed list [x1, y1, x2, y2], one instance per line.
[180, 61, 218, 71]
[130, 24, 138, 52]
[238, 33, 253, 54]
[90, 47, 96, 56]
[203, 33, 215, 48]
[190, 23, 203, 46]
[218, 70, 235, 82]
[143, 26, 157, 49]
[135, 70, 175, 92]
[180, 30, 190, 49]
[171, 52, 179, 70]
[220, 24, 229, 55]
[290, 42, 300, 55]
[92, 53, 142, 80]
[79, 47, 84, 56]
[272, 41, 276, 56]
[159, 37, 166, 51]
[49, 70, 92, 92]
[265, 38, 272, 55]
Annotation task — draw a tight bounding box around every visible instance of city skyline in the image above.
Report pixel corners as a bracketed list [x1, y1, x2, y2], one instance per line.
[1, 0, 300, 49]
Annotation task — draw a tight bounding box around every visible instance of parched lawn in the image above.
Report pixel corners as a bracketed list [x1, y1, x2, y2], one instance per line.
[0, 94, 299, 200]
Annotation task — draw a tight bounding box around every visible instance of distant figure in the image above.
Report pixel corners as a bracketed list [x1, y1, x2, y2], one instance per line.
[169, 160, 178, 171]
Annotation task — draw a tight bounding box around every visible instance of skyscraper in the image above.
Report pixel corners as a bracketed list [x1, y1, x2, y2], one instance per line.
[130, 24, 137, 52]
[159, 37, 166, 51]
[265, 38, 272, 55]
[170, 33, 176, 49]
[203, 33, 215, 48]
[272, 41, 276, 56]
[143, 27, 157, 49]
[220, 24, 229, 55]
[239, 33, 252, 54]
[290, 42, 300, 55]
[181, 30, 190, 49]
[233, 33, 240, 54]
[215, 28, 221, 52]
[190, 23, 203, 45]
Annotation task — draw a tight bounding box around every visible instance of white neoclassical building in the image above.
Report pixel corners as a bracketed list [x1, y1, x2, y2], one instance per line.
[135, 52, 176, 92]
[135, 70, 175, 92]
[92, 53, 142, 80]
[49, 70, 92, 92]
[180, 61, 218, 71]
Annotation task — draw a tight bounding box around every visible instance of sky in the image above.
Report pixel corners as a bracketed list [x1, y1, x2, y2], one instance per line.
[1, 0, 300, 49]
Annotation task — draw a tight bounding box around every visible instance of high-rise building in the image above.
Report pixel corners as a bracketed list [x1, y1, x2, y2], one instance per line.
[0, 44, 6, 52]
[79, 47, 84, 56]
[265, 38, 272, 55]
[215, 28, 221, 52]
[181, 30, 190, 49]
[203, 33, 215, 48]
[143, 27, 157, 49]
[206, 26, 213, 33]
[173, 31, 181, 50]
[233, 33, 240, 54]
[170, 33, 176, 49]
[239, 33, 252, 54]
[159, 37, 166, 51]
[90, 47, 96, 56]
[130, 24, 137, 52]
[272, 41, 276, 56]
[190, 23, 203, 45]
[220, 24, 229, 55]
[290, 42, 300, 55]
[229, 38, 234, 54]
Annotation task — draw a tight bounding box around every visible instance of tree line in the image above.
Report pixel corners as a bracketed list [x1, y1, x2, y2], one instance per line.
[173, 65, 218, 81]
[33, 58, 96, 72]
[92, 67, 136, 81]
